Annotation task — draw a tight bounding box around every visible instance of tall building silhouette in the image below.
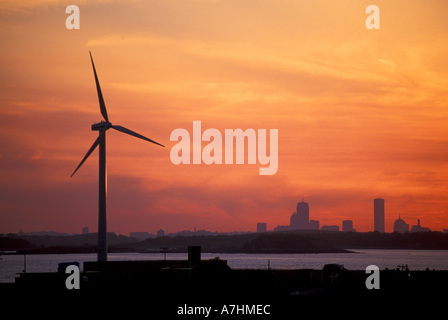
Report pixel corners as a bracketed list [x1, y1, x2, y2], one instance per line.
[374, 198, 385, 232]
[290, 199, 318, 230]
[296, 201, 309, 225]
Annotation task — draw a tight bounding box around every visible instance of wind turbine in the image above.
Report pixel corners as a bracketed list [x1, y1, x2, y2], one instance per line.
[71, 52, 164, 262]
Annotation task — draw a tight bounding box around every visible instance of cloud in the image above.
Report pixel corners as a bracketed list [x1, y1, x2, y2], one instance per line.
[1, 0, 448, 234]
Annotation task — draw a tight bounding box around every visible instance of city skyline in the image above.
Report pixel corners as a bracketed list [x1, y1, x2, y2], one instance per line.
[7, 194, 444, 235]
[10, 211, 439, 237]
[1, 1, 448, 235]
[7, 196, 442, 236]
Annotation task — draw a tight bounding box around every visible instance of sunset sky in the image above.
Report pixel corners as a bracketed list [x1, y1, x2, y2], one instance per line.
[1, 0, 447, 235]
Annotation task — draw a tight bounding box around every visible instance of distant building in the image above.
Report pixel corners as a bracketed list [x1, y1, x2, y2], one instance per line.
[342, 220, 356, 232]
[82, 227, 89, 235]
[321, 225, 339, 231]
[157, 229, 165, 237]
[290, 211, 301, 229]
[309, 220, 319, 230]
[444, 229, 448, 234]
[393, 216, 409, 233]
[296, 201, 310, 225]
[275, 198, 321, 231]
[410, 219, 431, 233]
[374, 198, 385, 233]
[273, 225, 291, 232]
[289, 199, 319, 230]
[257, 223, 267, 233]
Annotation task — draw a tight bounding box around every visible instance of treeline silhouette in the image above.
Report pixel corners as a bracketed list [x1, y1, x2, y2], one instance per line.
[0, 233, 137, 254]
[1, 230, 447, 254]
[129, 232, 346, 253]
[132, 230, 448, 253]
[309, 230, 448, 249]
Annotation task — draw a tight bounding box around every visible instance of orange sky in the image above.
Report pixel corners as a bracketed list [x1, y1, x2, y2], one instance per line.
[1, 0, 447, 234]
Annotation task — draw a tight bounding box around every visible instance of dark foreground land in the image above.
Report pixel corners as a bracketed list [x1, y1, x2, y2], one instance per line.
[1, 254, 445, 318]
[2, 231, 446, 316]
[2, 237, 446, 318]
[10, 259, 447, 297]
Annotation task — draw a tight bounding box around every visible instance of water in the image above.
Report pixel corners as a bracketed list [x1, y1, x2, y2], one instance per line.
[1, 249, 448, 283]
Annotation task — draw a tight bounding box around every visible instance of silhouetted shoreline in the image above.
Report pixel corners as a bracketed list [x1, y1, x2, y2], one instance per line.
[1, 230, 447, 255]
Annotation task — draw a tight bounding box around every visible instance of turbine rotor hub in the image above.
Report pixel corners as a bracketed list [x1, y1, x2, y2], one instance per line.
[92, 121, 112, 131]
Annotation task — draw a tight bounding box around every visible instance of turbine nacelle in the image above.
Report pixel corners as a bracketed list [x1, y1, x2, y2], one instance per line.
[92, 121, 112, 131]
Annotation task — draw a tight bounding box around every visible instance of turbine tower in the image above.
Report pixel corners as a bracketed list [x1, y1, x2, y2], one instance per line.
[71, 52, 164, 262]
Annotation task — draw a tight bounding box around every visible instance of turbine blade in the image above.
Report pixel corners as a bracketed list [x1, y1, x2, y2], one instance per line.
[89, 52, 109, 122]
[70, 136, 101, 177]
[111, 125, 165, 147]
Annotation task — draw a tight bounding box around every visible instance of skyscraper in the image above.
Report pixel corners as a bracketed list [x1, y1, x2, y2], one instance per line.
[374, 198, 385, 232]
[296, 200, 309, 226]
[290, 199, 312, 230]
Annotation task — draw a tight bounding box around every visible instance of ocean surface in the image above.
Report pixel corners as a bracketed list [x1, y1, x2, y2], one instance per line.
[1, 249, 448, 283]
